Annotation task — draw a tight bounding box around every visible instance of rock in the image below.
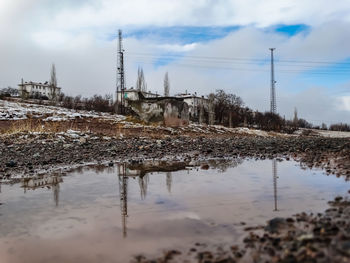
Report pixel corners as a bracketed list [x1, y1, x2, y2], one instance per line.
[63, 144, 72, 149]
[5, 161, 16, 167]
[336, 241, 350, 256]
[265, 217, 288, 234]
[201, 164, 209, 170]
[297, 234, 314, 241]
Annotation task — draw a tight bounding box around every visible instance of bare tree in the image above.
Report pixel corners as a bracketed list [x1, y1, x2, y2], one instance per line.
[0, 86, 18, 97]
[164, 72, 170, 96]
[49, 63, 58, 100]
[293, 107, 298, 125]
[208, 93, 215, 125]
[136, 67, 147, 92]
[213, 89, 243, 126]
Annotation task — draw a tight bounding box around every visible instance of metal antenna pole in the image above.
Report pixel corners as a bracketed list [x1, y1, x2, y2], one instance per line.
[269, 48, 276, 114]
[117, 29, 125, 114]
[115, 37, 119, 113]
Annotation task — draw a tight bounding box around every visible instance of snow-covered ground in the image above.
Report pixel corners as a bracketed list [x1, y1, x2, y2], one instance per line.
[0, 99, 126, 122]
[0, 100, 272, 136]
[4, 99, 347, 138]
[312, 129, 350, 138]
[293, 128, 350, 138]
[0, 100, 284, 137]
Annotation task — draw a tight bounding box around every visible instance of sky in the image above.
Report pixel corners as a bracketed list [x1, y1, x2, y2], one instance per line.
[1, 0, 350, 125]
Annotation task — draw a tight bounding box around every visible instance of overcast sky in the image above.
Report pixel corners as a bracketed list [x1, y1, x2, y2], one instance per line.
[1, 0, 350, 125]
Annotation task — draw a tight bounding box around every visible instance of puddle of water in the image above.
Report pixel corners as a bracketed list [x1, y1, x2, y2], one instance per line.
[0, 159, 348, 263]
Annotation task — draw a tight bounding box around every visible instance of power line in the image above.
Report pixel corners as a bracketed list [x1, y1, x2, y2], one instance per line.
[127, 52, 350, 75]
[128, 59, 350, 76]
[127, 51, 350, 66]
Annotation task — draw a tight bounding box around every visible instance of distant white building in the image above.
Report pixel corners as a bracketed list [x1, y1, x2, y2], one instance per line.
[18, 81, 61, 100]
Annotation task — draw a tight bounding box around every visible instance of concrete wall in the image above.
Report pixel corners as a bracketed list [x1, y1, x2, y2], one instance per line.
[129, 99, 189, 127]
[164, 100, 189, 127]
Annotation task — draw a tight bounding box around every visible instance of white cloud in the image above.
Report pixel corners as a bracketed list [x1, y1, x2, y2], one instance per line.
[156, 43, 198, 52]
[21, 0, 350, 36]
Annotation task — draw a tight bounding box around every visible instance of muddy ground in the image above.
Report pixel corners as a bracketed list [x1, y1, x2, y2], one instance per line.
[1, 127, 350, 262]
[1, 130, 349, 181]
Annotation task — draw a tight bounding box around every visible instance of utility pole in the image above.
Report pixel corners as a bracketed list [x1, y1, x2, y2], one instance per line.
[269, 48, 276, 114]
[116, 29, 125, 114]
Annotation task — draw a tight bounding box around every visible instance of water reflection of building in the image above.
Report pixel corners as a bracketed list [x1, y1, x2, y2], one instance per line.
[272, 159, 278, 211]
[22, 175, 62, 206]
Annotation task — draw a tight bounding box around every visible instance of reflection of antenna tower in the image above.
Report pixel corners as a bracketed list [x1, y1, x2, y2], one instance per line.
[166, 172, 172, 193]
[118, 164, 128, 238]
[272, 159, 278, 211]
[116, 29, 125, 114]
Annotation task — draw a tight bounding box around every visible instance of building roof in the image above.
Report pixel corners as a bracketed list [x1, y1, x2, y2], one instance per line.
[18, 81, 61, 89]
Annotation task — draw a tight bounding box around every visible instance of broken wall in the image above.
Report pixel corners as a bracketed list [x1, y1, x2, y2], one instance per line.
[129, 99, 189, 127]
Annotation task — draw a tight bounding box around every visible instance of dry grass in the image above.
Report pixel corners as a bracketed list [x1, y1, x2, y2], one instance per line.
[124, 115, 148, 126]
[4, 118, 77, 135]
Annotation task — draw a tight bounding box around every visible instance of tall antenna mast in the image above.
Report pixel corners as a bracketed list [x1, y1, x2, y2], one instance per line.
[269, 48, 276, 114]
[117, 29, 125, 114]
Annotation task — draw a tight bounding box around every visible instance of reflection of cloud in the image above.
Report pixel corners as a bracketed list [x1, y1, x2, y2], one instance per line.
[338, 96, 350, 111]
[164, 211, 200, 220]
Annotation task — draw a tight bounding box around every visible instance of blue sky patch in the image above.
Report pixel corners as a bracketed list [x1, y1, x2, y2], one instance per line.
[274, 24, 310, 36]
[124, 26, 240, 44]
[110, 26, 241, 67]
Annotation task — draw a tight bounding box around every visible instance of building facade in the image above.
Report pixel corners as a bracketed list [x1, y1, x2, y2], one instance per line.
[18, 81, 61, 100]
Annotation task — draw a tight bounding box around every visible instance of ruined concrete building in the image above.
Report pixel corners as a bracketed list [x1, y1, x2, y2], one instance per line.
[174, 92, 209, 122]
[128, 94, 189, 127]
[117, 89, 213, 127]
[116, 88, 159, 102]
